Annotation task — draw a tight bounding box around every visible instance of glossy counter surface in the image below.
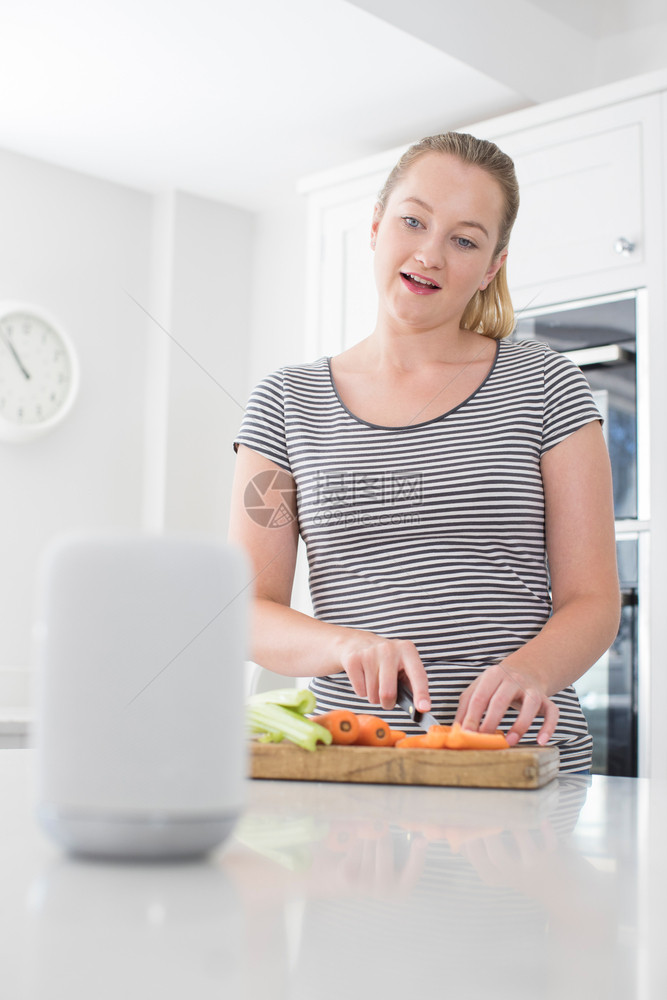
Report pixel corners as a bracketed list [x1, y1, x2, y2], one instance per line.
[2, 750, 666, 999]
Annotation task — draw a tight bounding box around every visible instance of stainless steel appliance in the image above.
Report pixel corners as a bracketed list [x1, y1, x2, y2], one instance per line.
[513, 292, 643, 776]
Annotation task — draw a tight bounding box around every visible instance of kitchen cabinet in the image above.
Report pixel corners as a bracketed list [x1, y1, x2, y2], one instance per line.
[497, 97, 661, 307]
[298, 71, 667, 779]
[302, 173, 382, 360]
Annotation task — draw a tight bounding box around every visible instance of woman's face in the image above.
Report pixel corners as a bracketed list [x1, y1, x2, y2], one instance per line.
[371, 152, 508, 334]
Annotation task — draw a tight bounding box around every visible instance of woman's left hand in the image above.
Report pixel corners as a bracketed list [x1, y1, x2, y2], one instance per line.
[455, 421, 619, 749]
[454, 661, 559, 747]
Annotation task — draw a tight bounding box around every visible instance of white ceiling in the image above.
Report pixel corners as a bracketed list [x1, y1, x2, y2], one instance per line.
[0, 0, 665, 212]
[528, 0, 667, 38]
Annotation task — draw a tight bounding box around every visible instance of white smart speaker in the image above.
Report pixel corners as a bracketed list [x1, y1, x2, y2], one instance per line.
[32, 532, 250, 861]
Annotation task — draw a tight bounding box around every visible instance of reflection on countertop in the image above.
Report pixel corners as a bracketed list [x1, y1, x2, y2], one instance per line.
[225, 776, 623, 999]
[2, 751, 663, 1000]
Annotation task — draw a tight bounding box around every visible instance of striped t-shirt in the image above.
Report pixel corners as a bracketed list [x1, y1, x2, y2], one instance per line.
[235, 338, 603, 771]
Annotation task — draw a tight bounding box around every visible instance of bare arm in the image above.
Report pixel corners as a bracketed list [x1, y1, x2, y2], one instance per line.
[228, 444, 431, 710]
[456, 419, 621, 745]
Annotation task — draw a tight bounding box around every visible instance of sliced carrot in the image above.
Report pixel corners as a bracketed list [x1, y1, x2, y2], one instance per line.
[311, 710, 360, 745]
[446, 722, 509, 750]
[425, 724, 452, 748]
[396, 723, 508, 750]
[388, 728, 407, 745]
[394, 725, 451, 749]
[355, 715, 394, 747]
[394, 734, 433, 748]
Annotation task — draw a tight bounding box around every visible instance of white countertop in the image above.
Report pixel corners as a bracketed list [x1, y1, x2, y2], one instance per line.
[2, 749, 666, 999]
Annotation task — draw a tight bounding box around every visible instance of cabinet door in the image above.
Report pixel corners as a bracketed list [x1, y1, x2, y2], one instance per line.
[494, 96, 661, 305]
[320, 195, 378, 355]
[304, 172, 388, 360]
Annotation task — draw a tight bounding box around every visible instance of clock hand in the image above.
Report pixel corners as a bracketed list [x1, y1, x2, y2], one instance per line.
[0, 327, 30, 379]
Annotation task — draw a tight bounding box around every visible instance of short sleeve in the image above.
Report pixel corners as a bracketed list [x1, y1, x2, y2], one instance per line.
[541, 349, 603, 455]
[233, 370, 292, 472]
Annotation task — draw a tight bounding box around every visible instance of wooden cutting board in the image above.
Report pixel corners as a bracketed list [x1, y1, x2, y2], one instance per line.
[250, 742, 559, 790]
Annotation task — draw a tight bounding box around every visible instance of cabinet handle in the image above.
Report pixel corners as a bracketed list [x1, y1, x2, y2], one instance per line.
[614, 237, 636, 256]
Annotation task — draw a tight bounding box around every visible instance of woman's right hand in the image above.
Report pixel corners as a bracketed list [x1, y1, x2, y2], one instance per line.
[230, 447, 431, 707]
[336, 632, 431, 712]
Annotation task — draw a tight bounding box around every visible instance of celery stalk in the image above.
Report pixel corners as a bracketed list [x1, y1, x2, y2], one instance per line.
[247, 703, 332, 752]
[247, 688, 317, 715]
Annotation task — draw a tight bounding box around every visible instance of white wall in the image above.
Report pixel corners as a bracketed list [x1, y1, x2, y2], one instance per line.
[0, 150, 254, 705]
[150, 191, 254, 539]
[247, 192, 313, 619]
[247, 192, 309, 388]
[0, 149, 152, 687]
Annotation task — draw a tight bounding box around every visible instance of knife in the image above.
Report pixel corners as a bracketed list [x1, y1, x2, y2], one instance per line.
[395, 681, 441, 732]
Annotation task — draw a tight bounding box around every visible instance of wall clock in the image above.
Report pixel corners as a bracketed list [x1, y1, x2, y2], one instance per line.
[0, 302, 80, 442]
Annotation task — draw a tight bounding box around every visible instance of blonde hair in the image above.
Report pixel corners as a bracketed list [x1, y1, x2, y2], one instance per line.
[376, 132, 520, 340]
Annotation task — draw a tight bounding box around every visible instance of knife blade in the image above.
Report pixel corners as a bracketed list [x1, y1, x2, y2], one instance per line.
[395, 681, 441, 732]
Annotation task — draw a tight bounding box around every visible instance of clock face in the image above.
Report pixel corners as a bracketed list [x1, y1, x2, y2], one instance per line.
[0, 307, 79, 441]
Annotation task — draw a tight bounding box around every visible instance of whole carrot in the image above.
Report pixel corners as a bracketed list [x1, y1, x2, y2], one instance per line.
[311, 710, 360, 745]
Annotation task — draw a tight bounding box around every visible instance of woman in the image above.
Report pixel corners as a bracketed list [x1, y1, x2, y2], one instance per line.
[229, 132, 620, 772]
